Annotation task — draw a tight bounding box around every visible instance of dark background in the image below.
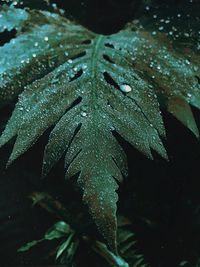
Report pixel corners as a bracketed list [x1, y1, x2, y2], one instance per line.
[0, 0, 200, 266]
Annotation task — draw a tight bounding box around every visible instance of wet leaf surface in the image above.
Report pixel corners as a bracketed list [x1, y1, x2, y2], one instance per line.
[0, 3, 199, 251]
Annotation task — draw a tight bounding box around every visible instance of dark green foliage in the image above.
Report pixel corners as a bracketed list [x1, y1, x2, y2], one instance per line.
[0, 0, 199, 258]
[18, 192, 147, 267]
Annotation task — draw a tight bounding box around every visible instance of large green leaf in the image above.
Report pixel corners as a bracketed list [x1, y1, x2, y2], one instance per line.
[0, 4, 199, 250]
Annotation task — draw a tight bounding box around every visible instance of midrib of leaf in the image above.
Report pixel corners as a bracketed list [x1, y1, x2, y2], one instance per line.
[86, 34, 105, 112]
[90, 35, 105, 78]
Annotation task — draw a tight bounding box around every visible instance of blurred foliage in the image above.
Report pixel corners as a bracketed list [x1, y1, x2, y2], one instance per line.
[18, 192, 147, 267]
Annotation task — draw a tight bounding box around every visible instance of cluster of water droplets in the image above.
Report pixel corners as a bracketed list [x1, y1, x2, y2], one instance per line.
[142, 2, 200, 47]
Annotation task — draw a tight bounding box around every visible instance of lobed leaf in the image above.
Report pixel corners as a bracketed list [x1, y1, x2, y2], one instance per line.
[0, 5, 199, 250]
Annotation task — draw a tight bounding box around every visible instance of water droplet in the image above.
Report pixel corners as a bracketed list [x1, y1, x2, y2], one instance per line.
[184, 33, 190, 38]
[120, 84, 132, 93]
[82, 64, 87, 70]
[81, 111, 87, 117]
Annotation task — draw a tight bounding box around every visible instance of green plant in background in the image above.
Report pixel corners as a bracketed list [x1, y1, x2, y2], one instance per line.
[18, 192, 147, 267]
[0, 0, 199, 266]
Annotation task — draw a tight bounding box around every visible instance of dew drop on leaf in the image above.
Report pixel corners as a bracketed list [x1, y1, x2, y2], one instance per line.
[81, 111, 87, 117]
[120, 84, 132, 93]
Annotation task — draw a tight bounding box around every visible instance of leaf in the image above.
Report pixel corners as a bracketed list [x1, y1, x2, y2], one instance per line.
[0, 4, 199, 251]
[92, 224, 148, 267]
[56, 233, 74, 259]
[30, 191, 91, 234]
[134, 2, 200, 137]
[0, 4, 28, 32]
[56, 235, 79, 265]
[18, 221, 72, 252]
[18, 239, 43, 252]
[19, 191, 146, 266]
[44, 221, 72, 240]
[117, 224, 148, 267]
